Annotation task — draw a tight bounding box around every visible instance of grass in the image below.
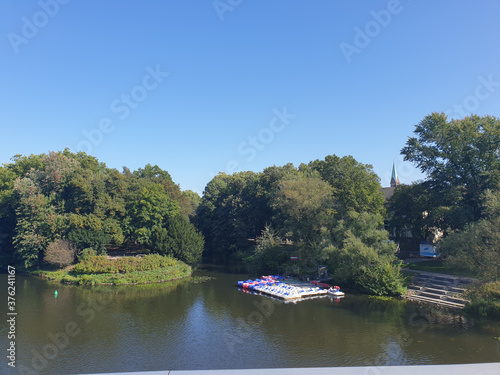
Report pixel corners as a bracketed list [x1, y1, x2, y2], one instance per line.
[32, 254, 192, 286]
[405, 259, 477, 278]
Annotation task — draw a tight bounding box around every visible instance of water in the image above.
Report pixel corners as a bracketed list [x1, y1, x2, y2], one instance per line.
[1, 271, 499, 374]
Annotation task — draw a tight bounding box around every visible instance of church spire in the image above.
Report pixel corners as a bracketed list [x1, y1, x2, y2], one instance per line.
[390, 161, 400, 188]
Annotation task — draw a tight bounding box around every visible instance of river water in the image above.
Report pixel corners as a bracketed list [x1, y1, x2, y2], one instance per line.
[1, 270, 499, 374]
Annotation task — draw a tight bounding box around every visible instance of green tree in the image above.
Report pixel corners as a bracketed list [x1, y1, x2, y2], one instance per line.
[246, 225, 289, 274]
[323, 211, 406, 296]
[439, 190, 500, 281]
[402, 113, 500, 222]
[181, 190, 201, 217]
[127, 180, 179, 244]
[272, 172, 334, 243]
[148, 215, 204, 266]
[68, 228, 111, 255]
[165, 214, 204, 266]
[308, 154, 385, 216]
[196, 171, 265, 263]
[386, 182, 472, 241]
[13, 177, 68, 268]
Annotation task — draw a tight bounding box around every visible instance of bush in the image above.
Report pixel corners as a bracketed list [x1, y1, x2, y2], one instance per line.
[465, 281, 500, 318]
[439, 217, 500, 281]
[72, 254, 181, 275]
[44, 239, 76, 268]
[77, 248, 96, 262]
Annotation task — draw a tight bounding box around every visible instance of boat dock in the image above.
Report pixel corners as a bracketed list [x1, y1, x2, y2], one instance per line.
[237, 276, 334, 301]
[253, 282, 328, 300]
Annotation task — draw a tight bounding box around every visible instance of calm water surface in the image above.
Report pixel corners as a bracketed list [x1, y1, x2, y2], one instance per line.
[1, 271, 499, 374]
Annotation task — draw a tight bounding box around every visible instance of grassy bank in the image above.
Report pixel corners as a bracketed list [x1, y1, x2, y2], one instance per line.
[405, 259, 477, 278]
[32, 254, 192, 286]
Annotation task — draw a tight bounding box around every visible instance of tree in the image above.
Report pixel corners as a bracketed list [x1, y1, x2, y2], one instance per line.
[386, 182, 472, 241]
[246, 225, 289, 274]
[181, 190, 201, 217]
[402, 113, 500, 222]
[148, 215, 204, 266]
[67, 227, 111, 255]
[323, 211, 406, 296]
[438, 190, 500, 281]
[272, 173, 334, 243]
[44, 239, 77, 268]
[308, 154, 385, 216]
[1, 150, 196, 269]
[127, 180, 179, 244]
[196, 171, 265, 263]
[12, 177, 68, 268]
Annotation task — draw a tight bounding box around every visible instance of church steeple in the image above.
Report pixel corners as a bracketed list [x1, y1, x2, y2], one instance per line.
[390, 161, 400, 188]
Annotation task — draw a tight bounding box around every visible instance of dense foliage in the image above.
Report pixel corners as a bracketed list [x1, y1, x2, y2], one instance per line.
[197, 155, 405, 296]
[390, 113, 500, 281]
[72, 254, 181, 275]
[396, 113, 500, 235]
[438, 190, 500, 281]
[9, 112, 499, 298]
[0, 150, 203, 268]
[464, 281, 500, 318]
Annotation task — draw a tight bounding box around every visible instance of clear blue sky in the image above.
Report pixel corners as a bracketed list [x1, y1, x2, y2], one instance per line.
[1, 0, 499, 194]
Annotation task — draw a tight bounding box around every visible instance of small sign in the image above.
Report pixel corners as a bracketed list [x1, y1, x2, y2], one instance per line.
[420, 244, 440, 258]
[290, 255, 298, 261]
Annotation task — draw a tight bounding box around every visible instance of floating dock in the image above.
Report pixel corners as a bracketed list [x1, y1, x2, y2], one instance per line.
[237, 276, 328, 301]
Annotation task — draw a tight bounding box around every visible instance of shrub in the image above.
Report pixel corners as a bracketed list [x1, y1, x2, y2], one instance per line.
[44, 239, 76, 268]
[72, 254, 182, 275]
[77, 248, 96, 262]
[465, 281, 500, 318]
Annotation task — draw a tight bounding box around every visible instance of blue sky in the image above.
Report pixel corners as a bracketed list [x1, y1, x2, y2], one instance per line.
[1, 0, 499, 194]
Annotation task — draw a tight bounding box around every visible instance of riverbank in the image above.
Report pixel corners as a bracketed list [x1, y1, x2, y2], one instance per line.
[31, 254, 192, 286]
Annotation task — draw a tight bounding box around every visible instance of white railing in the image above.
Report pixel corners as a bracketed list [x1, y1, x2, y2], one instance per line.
[73, 362, 500, 375]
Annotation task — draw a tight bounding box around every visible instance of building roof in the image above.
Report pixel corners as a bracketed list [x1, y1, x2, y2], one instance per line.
[380, 187, 396, 201]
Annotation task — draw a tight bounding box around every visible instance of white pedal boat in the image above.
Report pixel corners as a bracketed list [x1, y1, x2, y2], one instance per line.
[327, 287, 345, 297]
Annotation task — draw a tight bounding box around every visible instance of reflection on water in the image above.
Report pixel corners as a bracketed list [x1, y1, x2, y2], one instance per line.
[0, 272, 499, 374]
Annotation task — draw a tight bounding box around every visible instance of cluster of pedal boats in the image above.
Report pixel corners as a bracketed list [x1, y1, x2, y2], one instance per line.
[237, 275, 345, 301]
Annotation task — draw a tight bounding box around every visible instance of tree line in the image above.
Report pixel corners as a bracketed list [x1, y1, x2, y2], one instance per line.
[195, 155, 406, 295]
[1, 113, 499, 294]
[0, 150, 204, 269]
